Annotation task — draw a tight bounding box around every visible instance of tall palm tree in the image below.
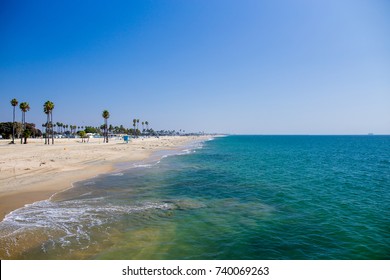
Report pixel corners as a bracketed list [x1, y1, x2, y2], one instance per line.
[43, 101, 55, 144]
[145, 121, 149, 131]
[102, 110, 110, 143]
[19, 102, 30, 144]
[141, 121, 145, 133]
[10, 98, 18, 144]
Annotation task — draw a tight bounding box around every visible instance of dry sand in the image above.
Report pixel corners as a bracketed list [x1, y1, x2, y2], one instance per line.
[0, 136, 208, 221]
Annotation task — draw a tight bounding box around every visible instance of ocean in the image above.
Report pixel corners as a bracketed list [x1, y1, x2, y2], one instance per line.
[1, 135, 389, 259]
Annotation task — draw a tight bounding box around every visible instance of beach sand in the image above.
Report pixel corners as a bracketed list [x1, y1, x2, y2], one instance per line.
[0, 136, 207, 221]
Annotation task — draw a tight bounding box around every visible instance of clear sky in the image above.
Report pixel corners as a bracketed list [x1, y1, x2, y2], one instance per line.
[1, 0, 389, 134]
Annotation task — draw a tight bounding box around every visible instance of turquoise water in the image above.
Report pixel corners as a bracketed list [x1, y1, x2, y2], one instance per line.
[1, 136, 389, 259]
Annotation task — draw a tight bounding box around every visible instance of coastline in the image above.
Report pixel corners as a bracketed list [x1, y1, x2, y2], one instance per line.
[0, 135, 209, 221]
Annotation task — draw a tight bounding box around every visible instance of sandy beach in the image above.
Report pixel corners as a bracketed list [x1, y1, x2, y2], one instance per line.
[0, 136, 207, 221]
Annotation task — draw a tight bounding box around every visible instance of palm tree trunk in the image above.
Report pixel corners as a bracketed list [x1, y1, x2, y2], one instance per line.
[12, 107, 15, 144]
[45, 115, 48, 144]
[106, 120, 108, 143]
[22, 112, 25, 144]
[21, 112, 24, 144]
[51, 112, 54, 144]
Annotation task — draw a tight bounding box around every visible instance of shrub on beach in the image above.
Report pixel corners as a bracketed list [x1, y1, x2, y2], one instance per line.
[0, 122, 42, 139]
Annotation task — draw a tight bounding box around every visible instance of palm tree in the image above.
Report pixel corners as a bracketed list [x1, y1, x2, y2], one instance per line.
[43, 101, 55, 144]
[19, 102, 30, 144]
[102, 110, 110, 143]
[142, 121, 145, 133]
[145, 121, 149, 131]
[10, 98, 18, 144]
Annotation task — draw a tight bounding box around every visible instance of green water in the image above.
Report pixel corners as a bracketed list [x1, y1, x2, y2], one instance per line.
[1, 136, 389, 259]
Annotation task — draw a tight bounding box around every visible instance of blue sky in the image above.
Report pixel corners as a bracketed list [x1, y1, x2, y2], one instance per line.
[1, 0, 389, 134]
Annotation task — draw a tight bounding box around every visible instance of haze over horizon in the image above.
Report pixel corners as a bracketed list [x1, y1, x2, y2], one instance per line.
[1, 0, 389, 135]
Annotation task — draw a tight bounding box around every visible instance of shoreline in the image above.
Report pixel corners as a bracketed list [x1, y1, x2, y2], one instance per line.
[0, 136, 210, 221]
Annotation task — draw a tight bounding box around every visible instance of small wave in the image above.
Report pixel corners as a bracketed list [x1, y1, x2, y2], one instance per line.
[79, 192, 93, 197]
[134, 163, 154, 168]
[133, 160, 161, 168]
[110, 173, 124, 176]
[83, 181, 96, 186]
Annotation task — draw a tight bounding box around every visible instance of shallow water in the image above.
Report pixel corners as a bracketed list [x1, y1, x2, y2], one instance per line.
[1, 136, 389, 259]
